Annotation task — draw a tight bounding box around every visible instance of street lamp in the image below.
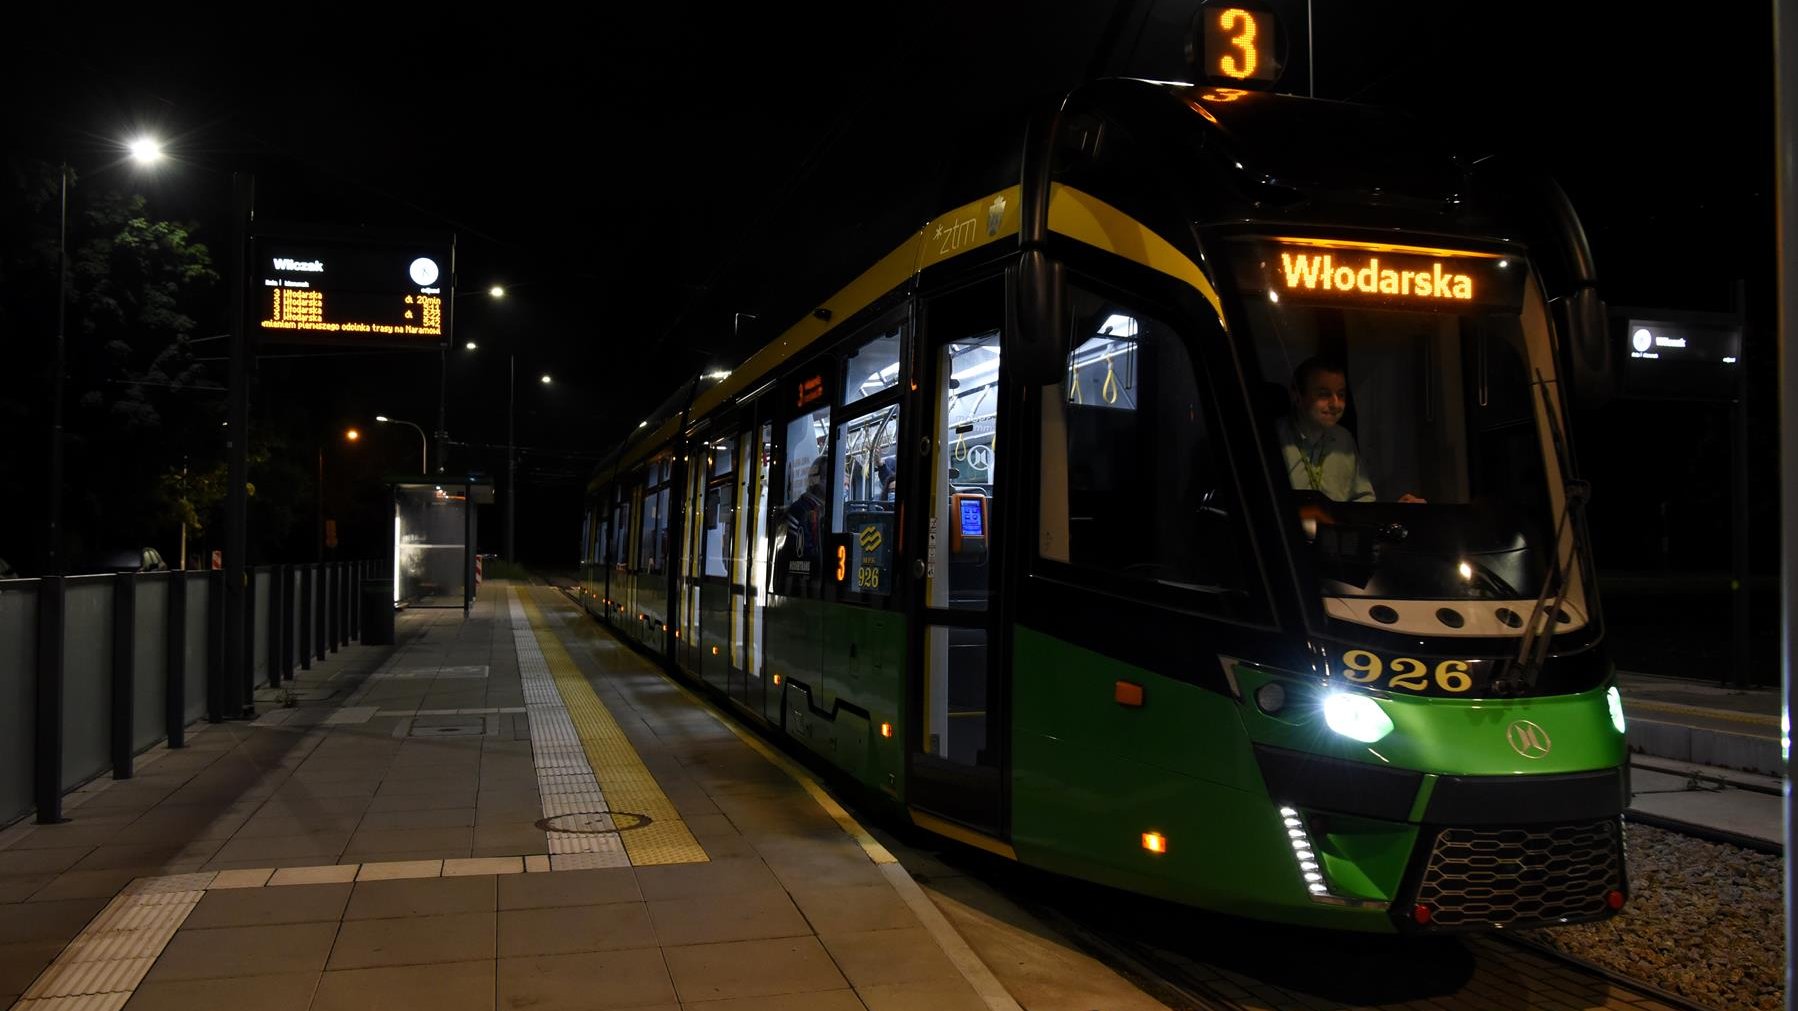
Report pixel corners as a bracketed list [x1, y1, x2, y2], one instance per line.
[46, 137, 165, 576]
[374, 415, 429, 474]
[437, 285, 509, 475]
[498, 351, 551, 564]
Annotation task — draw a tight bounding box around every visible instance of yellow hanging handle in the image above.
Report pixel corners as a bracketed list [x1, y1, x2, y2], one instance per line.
[953, 429, 968, 461]
[1101, 355, 1120, 404]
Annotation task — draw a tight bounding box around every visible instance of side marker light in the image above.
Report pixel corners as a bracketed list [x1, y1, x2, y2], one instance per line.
[880, 722, 893, 738]
[772, 674, 783, 685]
[1141, 832, 1167, 854]
[1606, 889, 1625, 910]
[1413, 904, 1432, 925]
[1115, 681, 1145, 707]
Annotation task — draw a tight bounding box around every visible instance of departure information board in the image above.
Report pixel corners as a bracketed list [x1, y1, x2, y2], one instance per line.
[253, 235, 452, 348]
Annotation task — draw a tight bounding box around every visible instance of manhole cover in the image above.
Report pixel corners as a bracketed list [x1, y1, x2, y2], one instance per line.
[538, 811, 650, 833]
[407, 717, 485, 737]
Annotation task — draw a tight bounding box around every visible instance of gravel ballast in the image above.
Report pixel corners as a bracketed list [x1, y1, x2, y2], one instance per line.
[1521, 822, 1784, 1010]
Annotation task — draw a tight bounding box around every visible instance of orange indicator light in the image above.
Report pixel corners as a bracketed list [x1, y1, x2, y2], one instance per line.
[880, 722, 893, 738]
[772, 673, 783, 685]
[712, 646, 720, 655]
[1115, 681, 1145, 707]
[1142, 832, 1168, 854]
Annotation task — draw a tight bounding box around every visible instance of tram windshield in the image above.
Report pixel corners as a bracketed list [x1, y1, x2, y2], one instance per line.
[1230, 240, 1587, 632]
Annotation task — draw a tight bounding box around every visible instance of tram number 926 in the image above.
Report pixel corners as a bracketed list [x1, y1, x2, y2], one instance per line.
[833, 545, 883, 590]
[1340, 650, 1474, 694]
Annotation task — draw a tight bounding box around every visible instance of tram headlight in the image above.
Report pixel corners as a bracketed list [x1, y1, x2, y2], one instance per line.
[1607, 686, 1627, 734]
[1322, 692, 1393, 743]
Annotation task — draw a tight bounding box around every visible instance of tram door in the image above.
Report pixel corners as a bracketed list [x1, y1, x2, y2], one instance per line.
[907, 279, 1008, 834]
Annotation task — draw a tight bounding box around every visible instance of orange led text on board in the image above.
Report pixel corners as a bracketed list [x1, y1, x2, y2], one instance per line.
[1278, 251, 1473, 301]
[1217, 9, 1258, 80]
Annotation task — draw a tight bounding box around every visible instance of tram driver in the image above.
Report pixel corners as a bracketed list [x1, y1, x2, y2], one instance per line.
[1275, 356, 1426, 505]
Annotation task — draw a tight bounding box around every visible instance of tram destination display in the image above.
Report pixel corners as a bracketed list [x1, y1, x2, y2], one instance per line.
[253, 234, 452, 348]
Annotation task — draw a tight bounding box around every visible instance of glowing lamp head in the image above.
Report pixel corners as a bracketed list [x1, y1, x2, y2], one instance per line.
[1322, 691, 1394, 743]
[1141, 832, 1167, 854]
[489, 285, 505, 298]
[344, 428, 360, 442]
[127, 136, 164, 165]
[465, 341, 478, 350]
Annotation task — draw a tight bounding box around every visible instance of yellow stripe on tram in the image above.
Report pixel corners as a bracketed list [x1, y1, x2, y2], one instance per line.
[517, 589, 708, 865]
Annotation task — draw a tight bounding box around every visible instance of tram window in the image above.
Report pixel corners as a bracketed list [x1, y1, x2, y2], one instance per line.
[705, 440, 735, 580]
[843, 324, 903, 407]
[1042, 286, 1248, 598]
[1243, 292, 1562, 602]
[638, 457, 673, 575]
[773, 405, 832, 596]
[612, 499, 631, 569]
[833, 403, 901, 596]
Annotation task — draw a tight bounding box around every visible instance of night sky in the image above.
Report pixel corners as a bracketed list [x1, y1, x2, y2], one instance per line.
[2, 4, 1780, 674]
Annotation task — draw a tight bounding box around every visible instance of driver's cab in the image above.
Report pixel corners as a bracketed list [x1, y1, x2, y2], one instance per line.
[1229, 236, 1591, 641]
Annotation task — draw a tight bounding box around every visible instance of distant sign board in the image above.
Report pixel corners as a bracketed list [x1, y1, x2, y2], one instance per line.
[253, 233, 453, 348]
[1615, 309, 1742, 400]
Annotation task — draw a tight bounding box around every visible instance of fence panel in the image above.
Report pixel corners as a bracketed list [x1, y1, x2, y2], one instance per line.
[183, 577, 209, 724]
[0, 581, 37, 825]
[133, 575, 170, 753]
[61, 577, 113, 791]
[252, 569, 271, 682]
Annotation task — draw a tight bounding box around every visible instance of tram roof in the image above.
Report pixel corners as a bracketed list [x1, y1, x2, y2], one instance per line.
[586, 80, 1531, 493]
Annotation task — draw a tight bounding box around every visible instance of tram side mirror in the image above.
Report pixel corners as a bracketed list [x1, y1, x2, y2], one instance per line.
[1554, 287, 1615, 409]
[1008, 249, 1069, 387]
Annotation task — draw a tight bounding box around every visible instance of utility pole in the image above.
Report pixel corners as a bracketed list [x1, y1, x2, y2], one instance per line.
[221, 170, 255, 720]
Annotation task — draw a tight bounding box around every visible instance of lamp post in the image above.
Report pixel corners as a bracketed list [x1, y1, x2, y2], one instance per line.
[46, 163, 69, 577]
[505, 361, 553, 564]
[46, 138, 164, 576]
[375, 416, 429, 474]
[319, 428, 360, 562]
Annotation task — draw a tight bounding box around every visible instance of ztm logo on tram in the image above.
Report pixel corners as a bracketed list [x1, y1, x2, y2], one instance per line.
[1505, 720, 1553, 759]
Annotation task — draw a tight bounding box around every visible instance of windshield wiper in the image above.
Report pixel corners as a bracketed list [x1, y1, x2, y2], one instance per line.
[1492, 371, 1588, 697]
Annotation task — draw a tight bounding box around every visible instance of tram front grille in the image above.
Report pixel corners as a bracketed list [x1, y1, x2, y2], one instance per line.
[1413, 820, 1619, 929]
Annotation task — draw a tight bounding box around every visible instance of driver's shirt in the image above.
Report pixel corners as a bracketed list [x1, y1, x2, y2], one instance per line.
[1276, 415, 1375, 503]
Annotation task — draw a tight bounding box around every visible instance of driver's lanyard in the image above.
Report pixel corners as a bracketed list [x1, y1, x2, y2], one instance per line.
[1298, 434, 1326, 492]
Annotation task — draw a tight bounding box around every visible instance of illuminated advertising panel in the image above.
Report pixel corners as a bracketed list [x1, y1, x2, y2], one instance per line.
[253, 233, 453, 348]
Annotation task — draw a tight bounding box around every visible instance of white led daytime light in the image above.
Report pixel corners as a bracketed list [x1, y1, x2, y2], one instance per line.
[1278, 806, 1339, 903]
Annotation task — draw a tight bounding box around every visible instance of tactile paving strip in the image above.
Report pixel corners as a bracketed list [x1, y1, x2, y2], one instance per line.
[509, 592, 630, 863]
[515, 589, 707, 866]
[11, 873, 216, 1010]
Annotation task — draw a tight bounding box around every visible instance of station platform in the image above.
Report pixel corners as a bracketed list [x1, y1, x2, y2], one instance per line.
[0, 581, 1156, 1011]
[1618, 670, 1785, 847]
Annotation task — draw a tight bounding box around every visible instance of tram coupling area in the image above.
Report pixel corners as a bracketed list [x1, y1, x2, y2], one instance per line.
[0, 579, 1174, 1011]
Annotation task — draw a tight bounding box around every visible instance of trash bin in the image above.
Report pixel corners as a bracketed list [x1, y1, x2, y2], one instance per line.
[361, 578, 395, 645]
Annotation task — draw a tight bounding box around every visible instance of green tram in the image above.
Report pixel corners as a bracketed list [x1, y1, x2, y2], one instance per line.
[576, 18, 1627, 934]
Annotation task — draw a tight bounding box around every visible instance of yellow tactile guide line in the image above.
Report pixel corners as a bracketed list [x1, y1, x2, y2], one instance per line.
[515, 587, 707, 866]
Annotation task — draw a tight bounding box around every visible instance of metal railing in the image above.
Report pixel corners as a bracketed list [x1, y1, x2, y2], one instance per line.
[0, 559, 377, 828]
